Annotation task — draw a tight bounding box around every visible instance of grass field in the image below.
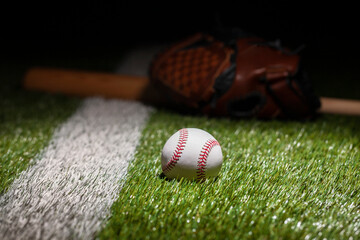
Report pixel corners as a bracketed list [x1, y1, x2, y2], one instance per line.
[98, 111, 360, 239]
[1, 52, 360, 239]
[0, 65, 80, 194]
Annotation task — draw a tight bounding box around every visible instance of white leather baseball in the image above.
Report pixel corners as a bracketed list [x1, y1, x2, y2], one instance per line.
[161, 128, 223, 181]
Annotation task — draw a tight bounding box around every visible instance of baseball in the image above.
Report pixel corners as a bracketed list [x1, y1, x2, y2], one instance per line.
[161, 128, 223, 181]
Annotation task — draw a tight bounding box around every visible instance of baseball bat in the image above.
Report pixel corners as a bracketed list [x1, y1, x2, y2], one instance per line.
[23, 68, 360, 116]
[23, 67, 165, 105]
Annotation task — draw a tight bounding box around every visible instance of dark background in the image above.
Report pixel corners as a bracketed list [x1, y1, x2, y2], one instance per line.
[1, 1, 359, 99]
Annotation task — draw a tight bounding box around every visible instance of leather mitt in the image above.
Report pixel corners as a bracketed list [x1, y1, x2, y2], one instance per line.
[150, 31, 320, 119]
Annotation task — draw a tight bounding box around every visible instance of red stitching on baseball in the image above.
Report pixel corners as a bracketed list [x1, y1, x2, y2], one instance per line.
[196, 139, 220, 181]
[163, 128, 188, 173]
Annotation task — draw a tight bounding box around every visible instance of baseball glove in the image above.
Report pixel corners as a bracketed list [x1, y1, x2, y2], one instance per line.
[150, 30, 320, 119]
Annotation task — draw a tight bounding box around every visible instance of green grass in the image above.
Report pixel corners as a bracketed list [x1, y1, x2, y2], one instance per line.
[0, 49, 121, 194]
[0, 66, 80, 194]
[99, 110, 360, 239]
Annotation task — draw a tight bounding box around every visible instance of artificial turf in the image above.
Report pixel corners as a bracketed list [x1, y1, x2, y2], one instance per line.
[0, 93, 79, 194]
[98, 110, 360, 239]
[0, 65, 80, 194]
[0, 50, 119, 194]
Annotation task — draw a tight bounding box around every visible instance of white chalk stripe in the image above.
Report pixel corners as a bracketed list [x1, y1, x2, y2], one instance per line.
[0, 98, 153, 240]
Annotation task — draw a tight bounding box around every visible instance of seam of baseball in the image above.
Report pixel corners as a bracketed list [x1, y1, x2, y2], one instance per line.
[163, 128, 188, 173]
[196, 139, 220, 181]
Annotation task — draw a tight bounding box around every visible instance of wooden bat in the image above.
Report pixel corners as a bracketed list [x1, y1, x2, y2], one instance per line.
[23, 68, 360, 116]
[23, 68, 166, 105]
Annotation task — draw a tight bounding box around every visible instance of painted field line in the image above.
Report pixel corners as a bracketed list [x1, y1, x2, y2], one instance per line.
[0, 98, 153, 240]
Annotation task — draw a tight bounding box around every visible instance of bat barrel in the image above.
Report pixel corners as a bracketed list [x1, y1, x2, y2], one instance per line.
[24, 68, 151, 100]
